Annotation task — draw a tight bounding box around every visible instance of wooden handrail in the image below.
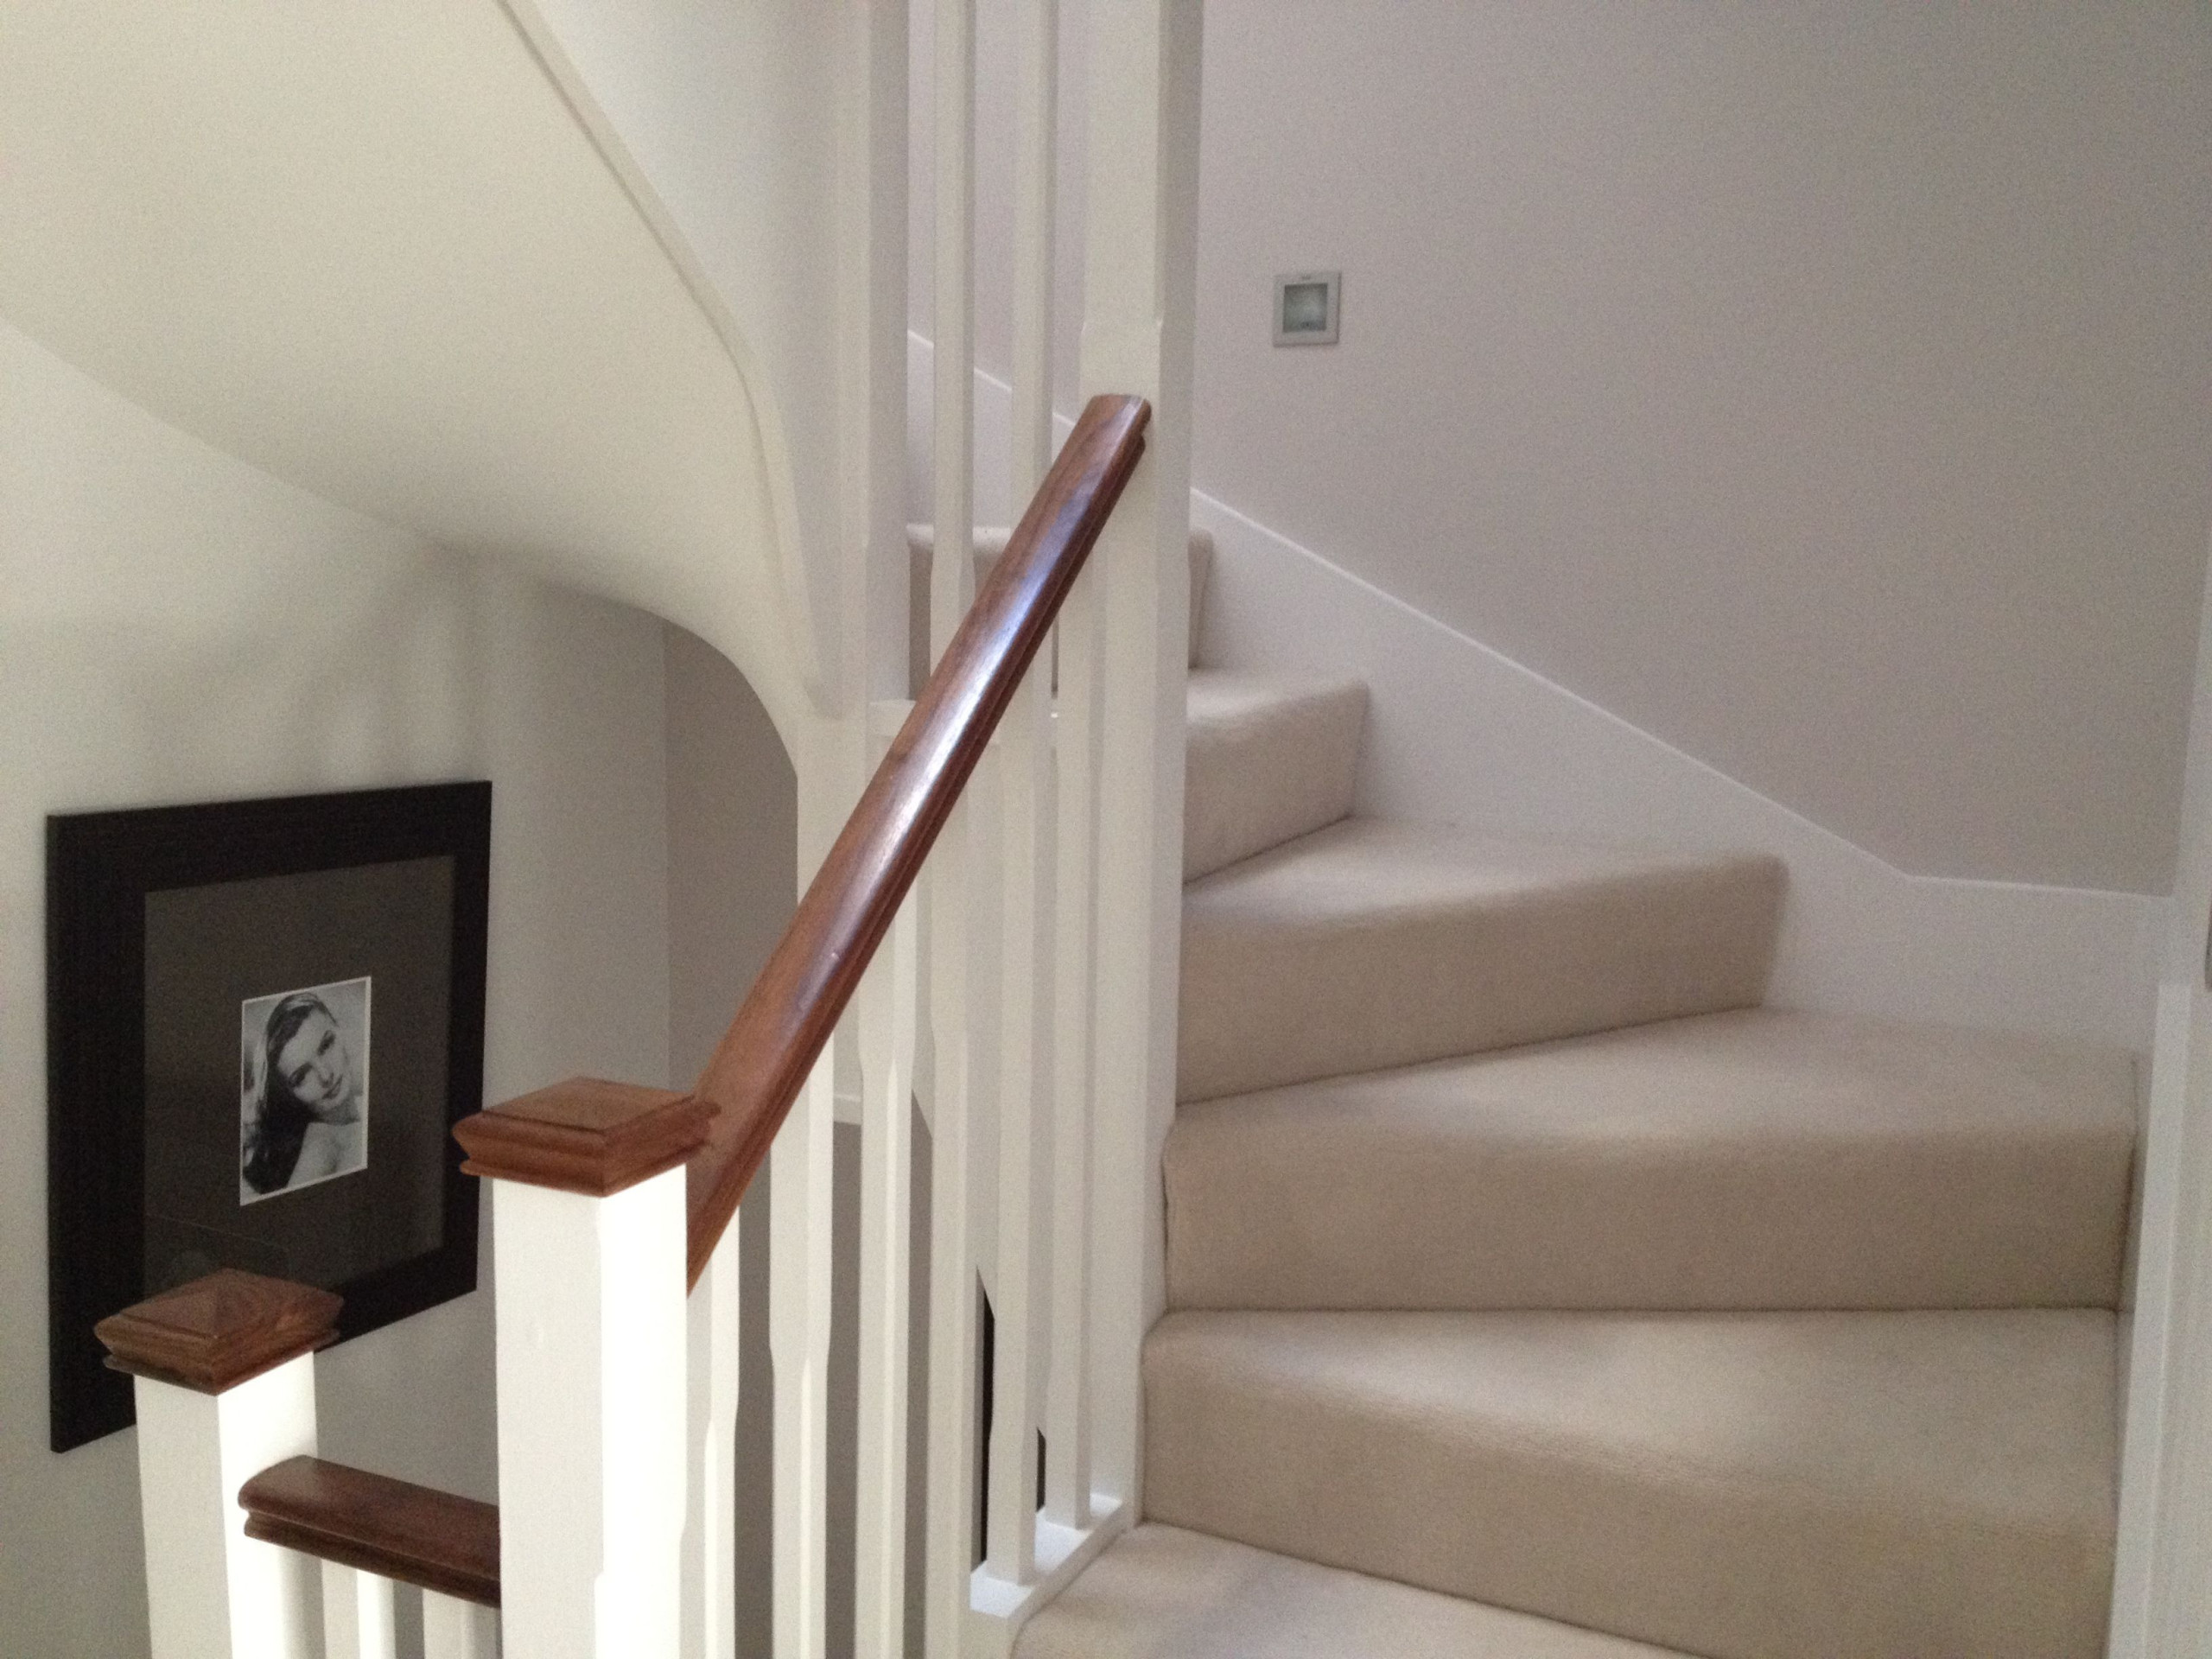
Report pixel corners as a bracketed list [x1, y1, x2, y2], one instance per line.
[683, 392, 1150, 1286]
[238, 1456, 501, 1607]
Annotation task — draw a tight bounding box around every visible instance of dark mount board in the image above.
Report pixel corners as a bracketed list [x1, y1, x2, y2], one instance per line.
[47, 782, 489, 1452]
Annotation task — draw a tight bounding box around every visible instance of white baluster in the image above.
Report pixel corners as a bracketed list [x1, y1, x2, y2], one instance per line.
[684, 1219, 741, 1659]
[1010, 0, 1060, 506]
[987, 652, 1055, 1591]
[459, 1082, 708, 1659]
[421, 1592, 499, 1659]
[772, 1051, 839, 1659]
[929, 3, 982, 1653]
[925, 807, 983, 1659]
[1046, 560, 1103, 1531]
[934, 0, 976, 664]
[857, 891, 922, 1658]
[321, 1565, 397, 1659]
[1078, 0, 1203, 1514]
[97, 1271, 334, 1659]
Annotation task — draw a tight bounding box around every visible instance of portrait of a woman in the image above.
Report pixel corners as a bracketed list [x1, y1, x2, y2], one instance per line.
[240, 979, 371, 1200]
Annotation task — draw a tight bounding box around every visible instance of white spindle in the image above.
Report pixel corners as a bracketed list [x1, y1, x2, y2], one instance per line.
[1046, 558, 1103, 1530]
[132, 1361, 320, 1659]
[1078, 0, 1204, 1511]
[771, 1052, 839, 1659]
[1009, 0, 1059, 505]
[927, 4, 983, 1650]
[934, 0, 976, 656]
[856, 887, 922, 1657]
[683, 1221, 741, 1659]
[987, 651, 1056, 1590]
[925, 804, 983, 1659]
[421, 1592, 499, 1659]
[321, 1565, 396, 1659]
[487, 1167, 690, 1659]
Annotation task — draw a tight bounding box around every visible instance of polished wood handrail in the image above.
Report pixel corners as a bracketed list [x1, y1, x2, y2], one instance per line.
[683, 392, 1150, 1285]
[238, 1456, 501, 1607]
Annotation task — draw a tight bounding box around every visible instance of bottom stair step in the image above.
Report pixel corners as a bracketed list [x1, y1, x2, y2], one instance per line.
[1014, 1524, 1693, 1659]
[1145, 1308, 2118, 1659]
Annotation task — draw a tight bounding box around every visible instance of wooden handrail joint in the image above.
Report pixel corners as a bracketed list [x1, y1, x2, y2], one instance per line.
[238, 1455, 501, 1607]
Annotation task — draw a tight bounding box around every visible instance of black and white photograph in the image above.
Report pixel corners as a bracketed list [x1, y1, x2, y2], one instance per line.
[239, 976, 372, 1203]
[45, 782, 490, 1451]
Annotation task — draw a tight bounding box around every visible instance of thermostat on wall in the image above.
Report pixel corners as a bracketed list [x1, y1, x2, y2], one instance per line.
[1274, 270, 1340, 346]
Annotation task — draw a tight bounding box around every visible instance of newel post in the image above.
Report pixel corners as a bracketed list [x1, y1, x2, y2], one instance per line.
[454, 1080, 712, 1659]
[97, 1269, 340, 1658]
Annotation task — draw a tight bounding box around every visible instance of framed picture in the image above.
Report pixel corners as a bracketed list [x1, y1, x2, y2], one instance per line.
[47, 782, 490, 1452]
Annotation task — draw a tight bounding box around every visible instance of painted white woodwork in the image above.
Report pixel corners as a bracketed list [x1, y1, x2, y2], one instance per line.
[923, 820, 983, 1659]
[0, 0, 820, 745]
[856, 893, 921, 1659]
[131, 1359, 319, 1659]
[489, 1172, 688, 1659]
[2113, 531, 2212, 1658]
[683, 1220, 741, 1659]
[839, 0, 914, 709]
[1076, 0, 1205, 1509]
[964, 1494, 1129, 1656]
[1009, 0, 1061, 507]
[771, 1052, 839, 1659]
[421, 1593, 499, 1659]
[986, 653, 1055, 1588]
[934, 0, 979, 668]
[1046, 563, 1104, 1531]
[321, 1565, 397, 1659]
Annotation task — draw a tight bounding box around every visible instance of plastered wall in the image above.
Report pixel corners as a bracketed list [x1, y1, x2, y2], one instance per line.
[0, 319, 675, 1656]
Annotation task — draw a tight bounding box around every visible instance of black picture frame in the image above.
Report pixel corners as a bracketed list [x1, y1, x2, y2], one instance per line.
[47, 782, 490, 1452]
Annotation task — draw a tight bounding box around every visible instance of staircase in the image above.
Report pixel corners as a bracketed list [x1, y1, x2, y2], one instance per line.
[1019, 543, 2134, 1657]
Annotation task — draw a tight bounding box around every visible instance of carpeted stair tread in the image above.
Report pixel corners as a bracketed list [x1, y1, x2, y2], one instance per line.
[1185, 671, 1367, 881]
[1014, 1524, 1695, 1659]
[1166, 1007, 2136, 1312]
[1144, 1307, 2117, 1659]
[1179, 819, 1785, 1101]
[906, 523, 1213, 692]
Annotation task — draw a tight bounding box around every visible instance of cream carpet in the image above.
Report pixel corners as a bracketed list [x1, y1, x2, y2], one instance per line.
[976, 624, 2127, 1653]
[1167, 1007, 2136, 1311]
[1144, 1308, 2117, 1659]
[1015, 1525, 1696, 1659]
[1179, 819, 1785, 1102]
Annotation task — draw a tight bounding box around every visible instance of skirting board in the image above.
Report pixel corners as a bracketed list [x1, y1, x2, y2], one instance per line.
[912, 332, 2164, 1053]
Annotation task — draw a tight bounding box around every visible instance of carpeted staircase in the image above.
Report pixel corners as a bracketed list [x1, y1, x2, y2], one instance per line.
[939, 531, 2134, 1659]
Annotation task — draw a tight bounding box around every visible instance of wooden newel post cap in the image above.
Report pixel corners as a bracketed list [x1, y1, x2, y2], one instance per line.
[453, 1078, 715, 1197]
[96, 1269, 343, 1394]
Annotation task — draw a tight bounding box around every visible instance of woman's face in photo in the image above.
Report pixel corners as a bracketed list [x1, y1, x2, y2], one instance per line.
[274, 1008, 353, 1118]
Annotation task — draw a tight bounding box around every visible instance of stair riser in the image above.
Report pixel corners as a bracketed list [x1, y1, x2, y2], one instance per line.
[1184, 682, 1366, 881]
[1166, 1109, 2132, 1312]
[1179, 855, 1785, 1101]
[1144, 1313, 2117, 1659]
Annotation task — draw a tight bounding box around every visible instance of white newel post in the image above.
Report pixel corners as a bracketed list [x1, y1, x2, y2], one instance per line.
[1078, 0, 1204, 1514]
[455, 1079, 716, 1659]
[97, 1269, 339, 1659]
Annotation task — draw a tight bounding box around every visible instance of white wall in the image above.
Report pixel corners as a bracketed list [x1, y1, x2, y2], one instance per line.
[0, 319, 675, 1657]
[1191, 0, 2212, 894]
[929, 0, 2212, 897]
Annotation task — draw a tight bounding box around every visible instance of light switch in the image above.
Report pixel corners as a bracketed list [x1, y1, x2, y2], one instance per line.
[1274, 270, 1340, 346]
